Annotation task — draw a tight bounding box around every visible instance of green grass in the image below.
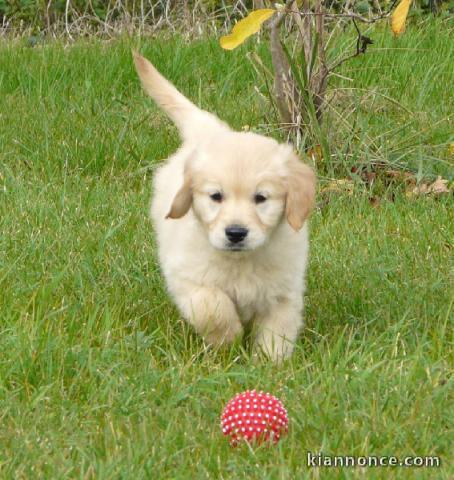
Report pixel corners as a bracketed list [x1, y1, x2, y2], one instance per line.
[0, 19, 453, 479]
[327, 18, 454, 178]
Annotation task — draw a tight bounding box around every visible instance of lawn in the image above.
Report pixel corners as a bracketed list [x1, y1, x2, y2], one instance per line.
[0, 18, 453, 479]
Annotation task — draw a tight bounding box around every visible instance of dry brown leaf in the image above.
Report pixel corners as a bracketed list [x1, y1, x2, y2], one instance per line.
[382, 169, 416, 187]
[383, 169, 413, 181]
[351, 165, 416, 187]
[402, 172, 417, 186]
[369, 196, 381, 208]
[383, 169, 404, 179]
[407, 176, 451, 197]
[428, 176, 450, 194]
[307, 145, 323, 163]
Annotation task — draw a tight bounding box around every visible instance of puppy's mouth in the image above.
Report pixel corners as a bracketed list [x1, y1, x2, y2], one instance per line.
[224, 242, 249, 252]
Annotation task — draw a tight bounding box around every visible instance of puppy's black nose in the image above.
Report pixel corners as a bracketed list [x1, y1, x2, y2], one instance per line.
[225, 225, 248, 244]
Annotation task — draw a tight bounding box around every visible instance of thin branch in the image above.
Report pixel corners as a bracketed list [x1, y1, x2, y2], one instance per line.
[312, 0, 328, 120]
[286, 0, 400, 25]
[267, 0, 300, 127]
[65, 0, 73, 40]
[328, 18, 374, 72]
[270, 18, 293, 124]
[270, 0, 295, 29]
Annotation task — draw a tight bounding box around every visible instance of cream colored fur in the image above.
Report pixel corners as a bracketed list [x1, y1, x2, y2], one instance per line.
[134, 53, 316, 362]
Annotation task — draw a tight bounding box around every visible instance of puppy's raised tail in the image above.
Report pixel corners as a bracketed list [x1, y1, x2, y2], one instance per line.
[133, 52, 228, 142]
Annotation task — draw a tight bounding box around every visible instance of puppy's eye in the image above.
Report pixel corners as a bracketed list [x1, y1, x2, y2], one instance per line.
[210, 192, 223, 202]
[254, 193, 267, 204]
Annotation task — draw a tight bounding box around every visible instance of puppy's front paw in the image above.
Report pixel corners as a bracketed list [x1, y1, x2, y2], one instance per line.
[179, 286, 243, 346]
[253, 334, 294, 364]
[254, 300, 302, 363]
[204, 314, 243, 346]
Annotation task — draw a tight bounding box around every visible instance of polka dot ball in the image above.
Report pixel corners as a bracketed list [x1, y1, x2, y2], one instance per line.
[220, 390, 289, 446]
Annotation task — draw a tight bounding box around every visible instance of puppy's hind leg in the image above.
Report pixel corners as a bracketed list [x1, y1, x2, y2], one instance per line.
[254, 299, 303, 363]
[175, 285, 243, 346]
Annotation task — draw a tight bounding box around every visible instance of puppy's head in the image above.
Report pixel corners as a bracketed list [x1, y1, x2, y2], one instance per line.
[133, 53, 315, 251]
[167, 132, 316, 252]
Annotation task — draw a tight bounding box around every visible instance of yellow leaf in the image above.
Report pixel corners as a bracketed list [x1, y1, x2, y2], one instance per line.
[448, 143, 454, 157]
[220, 9, 276, 51]
[320, 179, 355, 195]
[391, 0, 412, 37]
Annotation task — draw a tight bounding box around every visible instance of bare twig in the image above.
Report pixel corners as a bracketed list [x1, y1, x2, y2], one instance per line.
[328, 18, 374, 73]
[312, 0, 328, 120]
[288, 0, 400, 25]
[270, 15, 293, 125]
[267, 0, 299, 127]
[298, 0, 312, 70]
[65, 0, 73, 40]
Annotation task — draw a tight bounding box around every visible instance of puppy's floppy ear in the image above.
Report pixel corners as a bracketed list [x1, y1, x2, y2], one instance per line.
[166, 169, 193, 219]
[285, 153, 316, 231]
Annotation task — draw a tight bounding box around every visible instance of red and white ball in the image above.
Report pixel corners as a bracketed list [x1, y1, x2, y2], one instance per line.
[221, 390, 289, 446]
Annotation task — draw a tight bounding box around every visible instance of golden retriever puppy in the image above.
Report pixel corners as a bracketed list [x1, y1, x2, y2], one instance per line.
[134, 53, 316, 362]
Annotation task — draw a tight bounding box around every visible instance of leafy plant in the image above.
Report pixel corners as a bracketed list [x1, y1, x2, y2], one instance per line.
[218, 0, 424, 160]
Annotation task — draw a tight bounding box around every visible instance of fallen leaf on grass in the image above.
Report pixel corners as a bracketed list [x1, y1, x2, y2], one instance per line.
[429, 177, 451, 193]
[382, 169, 413, 181]
[351, 165, 416, 188]
[406, 176, 451, 197]
[362, 171, 377, 184]
[369, 196, 381, 208]
[320, 179, 355, 195]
